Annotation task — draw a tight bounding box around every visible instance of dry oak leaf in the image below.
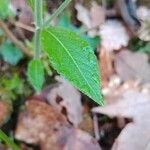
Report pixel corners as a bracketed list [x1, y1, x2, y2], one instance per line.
[115, 50, 150, 83]
[92, 90, 150, 150]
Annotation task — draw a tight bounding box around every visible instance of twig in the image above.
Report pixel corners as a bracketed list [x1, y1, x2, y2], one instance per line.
[15, 22, 35, 32]
[8, 17, 35, 33]
[0, 20, 32, 57]
[44, 0, 72, 27]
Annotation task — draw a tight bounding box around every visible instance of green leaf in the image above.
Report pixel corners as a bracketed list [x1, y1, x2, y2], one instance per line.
[58, 12, 100, 50]
[27, 0, 34, 11]
[3, 74, 24, 93]
[41, 26, 103, 105]
[0, 130, 20, 150]
[0, 0, 11, 19]
[27, 59, 44, 92]
[0, 41, 23, 65]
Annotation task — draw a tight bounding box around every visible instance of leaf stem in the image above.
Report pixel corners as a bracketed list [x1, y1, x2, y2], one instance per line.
[0, 129, 20, 150]
[44, 0, 72, 27]
[34, 0, 43, 59]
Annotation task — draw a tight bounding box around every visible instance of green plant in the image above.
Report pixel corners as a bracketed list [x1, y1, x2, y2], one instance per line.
[0, 129, 20, 150]
[0, 0, 103, 149]
[0, 0, 103, 105]
[27, 0, 103, 105]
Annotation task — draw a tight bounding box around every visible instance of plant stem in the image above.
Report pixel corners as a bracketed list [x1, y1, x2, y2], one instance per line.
[44, 0, 72, 27]
[34, 0, 43, 59]
[0, 130, 20, 150]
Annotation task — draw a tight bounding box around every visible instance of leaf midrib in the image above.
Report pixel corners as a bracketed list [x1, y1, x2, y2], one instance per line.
[46, 29, 99, 100]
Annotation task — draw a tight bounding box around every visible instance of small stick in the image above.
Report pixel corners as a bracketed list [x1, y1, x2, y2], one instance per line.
[0, 20, 32, 57]
[15, 22, 35, 33]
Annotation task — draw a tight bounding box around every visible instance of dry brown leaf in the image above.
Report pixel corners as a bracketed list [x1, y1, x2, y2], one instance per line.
[115, 50, 150, 83]
[92, 90, 150, 150]
[47, 76, 82, 126]
[15, 100, 68, 149]
[15, 100, 101, 150]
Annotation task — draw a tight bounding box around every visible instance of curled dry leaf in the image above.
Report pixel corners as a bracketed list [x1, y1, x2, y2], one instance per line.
[99, 20, 129, 51]
[92, 90, 150, 150]
[15, 100, 101, 150]
[47, 76, 82, 126]
[115, 50, 150, 83]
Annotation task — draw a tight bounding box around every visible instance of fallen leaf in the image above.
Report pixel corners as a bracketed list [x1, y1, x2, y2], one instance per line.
[102, 78, 140, 104]
[92, 90, 150, 150]
[99, 20, 129, 51]
[47, 76, 82, 126]
[115, 50, 150, 83]
[15, 100, 68, 149]
[64, 129, 101, 150]
[15, 100, 101, 150]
